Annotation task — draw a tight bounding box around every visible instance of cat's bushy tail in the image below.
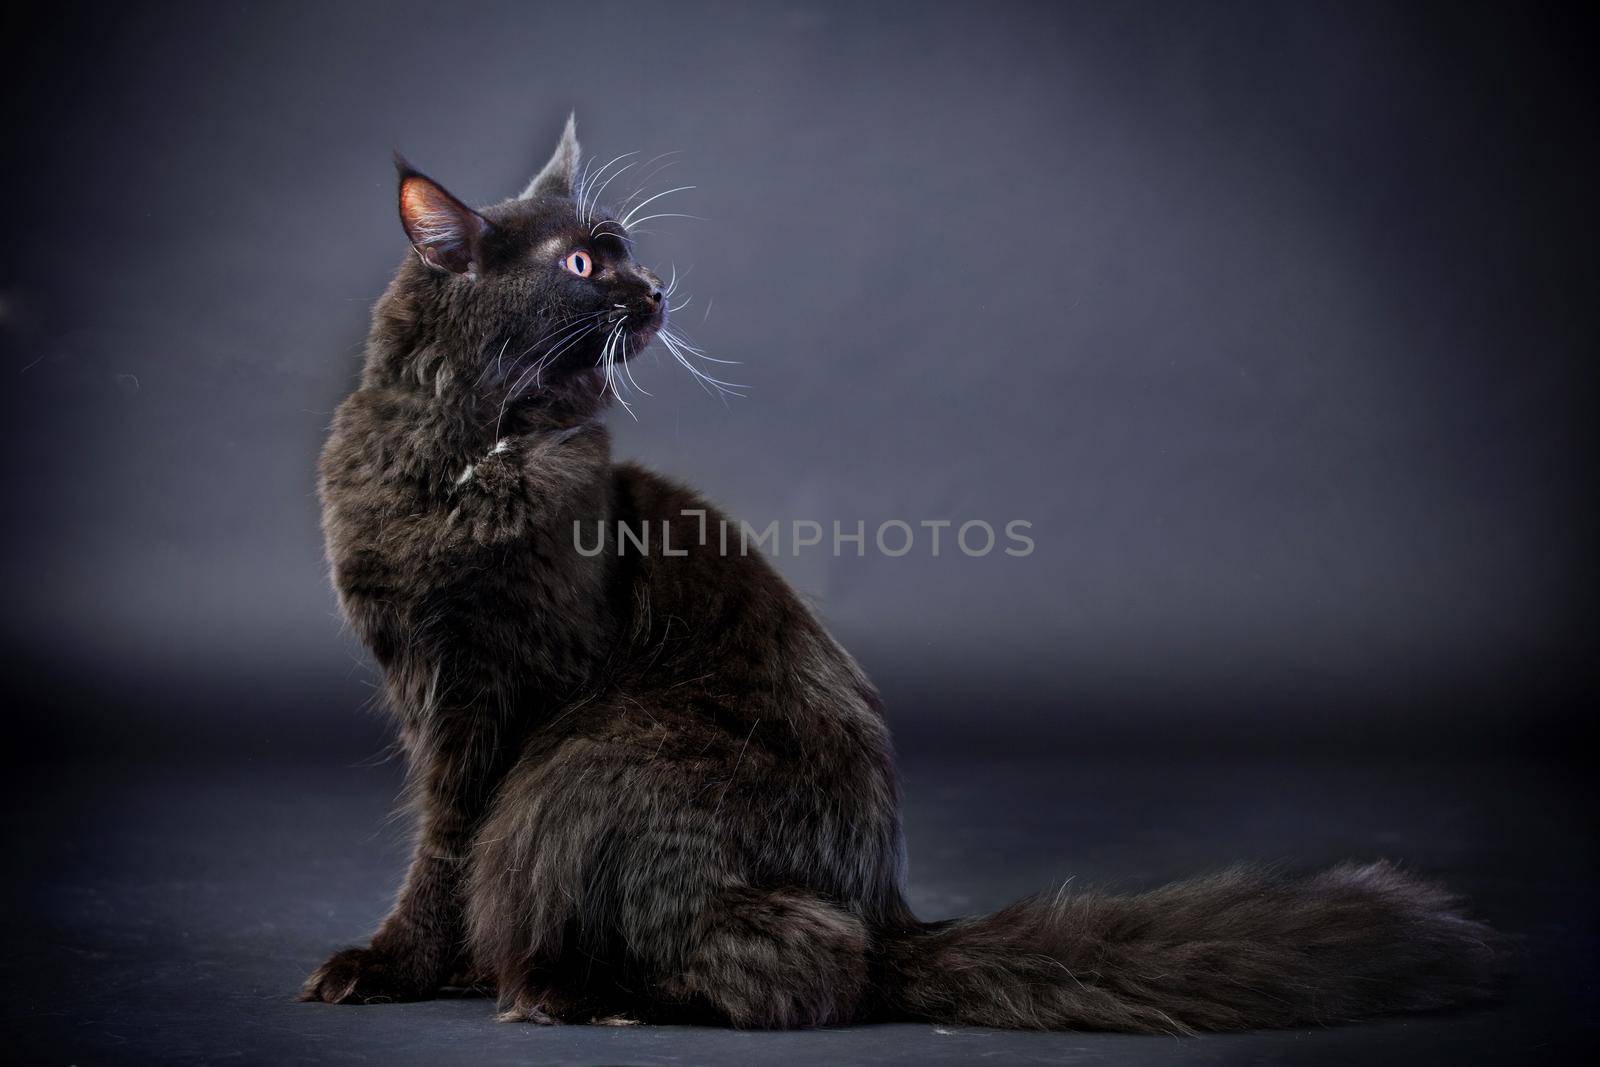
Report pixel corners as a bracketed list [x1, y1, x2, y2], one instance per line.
[878, 860, 1503, 1033]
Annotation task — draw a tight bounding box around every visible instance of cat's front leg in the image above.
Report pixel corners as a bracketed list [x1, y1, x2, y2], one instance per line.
[303, 711, 510, 1005]
[300, 849, 470, 1004]
[299, 946, 428, 1005]
[445, 427, 611, 547]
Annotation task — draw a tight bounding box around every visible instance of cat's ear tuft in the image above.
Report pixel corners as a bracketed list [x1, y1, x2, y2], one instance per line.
[520, 113, 581, 200]
[394, 156, 493, 277]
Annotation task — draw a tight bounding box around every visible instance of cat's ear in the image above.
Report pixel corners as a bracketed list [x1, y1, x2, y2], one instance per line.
[395, 156, 493, 277]
[520, 113, 581, 200]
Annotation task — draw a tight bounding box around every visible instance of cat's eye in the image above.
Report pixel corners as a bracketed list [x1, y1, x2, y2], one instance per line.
[560, 250, 592, 278]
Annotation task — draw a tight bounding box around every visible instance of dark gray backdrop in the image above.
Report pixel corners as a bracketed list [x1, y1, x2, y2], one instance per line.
[2, 0, 1594, 760]
[4, 4, 1598, 1064]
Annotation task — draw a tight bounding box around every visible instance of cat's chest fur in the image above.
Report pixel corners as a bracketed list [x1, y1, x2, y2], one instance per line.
[318, 388, 619, 701]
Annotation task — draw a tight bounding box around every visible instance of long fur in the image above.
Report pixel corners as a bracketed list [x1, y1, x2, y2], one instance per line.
[880, 861, 1501, 1033]
[301, 122, 1504, 1031]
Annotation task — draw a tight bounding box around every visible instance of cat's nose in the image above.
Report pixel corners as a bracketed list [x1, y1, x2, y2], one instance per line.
[635, 268, 664, 308]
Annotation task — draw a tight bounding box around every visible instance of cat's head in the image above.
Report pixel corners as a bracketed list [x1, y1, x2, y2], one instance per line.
[374, 116, 691, 416]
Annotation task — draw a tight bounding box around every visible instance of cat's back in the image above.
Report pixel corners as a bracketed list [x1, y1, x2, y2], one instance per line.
[609, 461, 888, 734]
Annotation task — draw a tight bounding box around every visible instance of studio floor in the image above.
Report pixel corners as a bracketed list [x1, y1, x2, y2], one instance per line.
[6, 747, 1594, 1065]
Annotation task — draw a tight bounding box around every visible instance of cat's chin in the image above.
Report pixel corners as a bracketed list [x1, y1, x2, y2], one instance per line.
[624, 319, 662, 357]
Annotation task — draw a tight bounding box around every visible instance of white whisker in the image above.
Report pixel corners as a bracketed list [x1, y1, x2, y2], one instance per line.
[580, 151, 640, 224]
[659, 329, 746, 400]
[586, 159, 641, 224]
[620, 186, 696, 228]
[595, 322, 637, 419]
[473, 335, 513, 387]
[619, 330, 652, 398]
[616, 212, 705, 229]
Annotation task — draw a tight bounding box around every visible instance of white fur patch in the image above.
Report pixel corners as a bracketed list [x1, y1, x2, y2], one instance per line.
[490, 438, 511, 455]
[455, 464, 474, 485]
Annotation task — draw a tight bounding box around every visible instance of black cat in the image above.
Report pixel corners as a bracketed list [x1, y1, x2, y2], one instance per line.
[302, 117, 1501, 1030]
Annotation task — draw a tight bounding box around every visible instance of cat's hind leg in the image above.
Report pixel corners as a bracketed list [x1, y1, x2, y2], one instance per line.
[466, 716, 879, 1029]
[659, 886, 870, 1029]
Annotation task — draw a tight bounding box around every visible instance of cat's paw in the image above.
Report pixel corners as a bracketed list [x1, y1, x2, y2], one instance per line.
[452, 437, 517, 488]
[298, 946, 432, 1005]
[494, 984, 585, 1025]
